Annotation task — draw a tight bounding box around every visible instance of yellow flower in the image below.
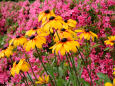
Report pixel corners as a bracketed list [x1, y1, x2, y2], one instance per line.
[18, 59, 30, 72]
[10, 61, 20, 76]
[37, 28, 49, 37]
[104, 78, 115, 86]
[36, 75, 49, 84]
[64, 62, 69, 66]
[9, 36, 27, 47]
[104, 36, 115, 46]
[50, 38, 80, 56]
[0, 46, 13, 58]
[23, 35, 46, 51]
[63, 19, 77, 30]
[10, 59, 30, 76]
[25, 27, 49, 37]
[75, 28, 98, 41]
[53, 28, 77, 42]
[38, 9, 55, 23]
[41, 16, 65, 33]
[113, 68, 115, 75]
[25, 27, 40, 36]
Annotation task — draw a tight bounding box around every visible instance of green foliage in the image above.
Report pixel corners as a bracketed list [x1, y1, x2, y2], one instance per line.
[0, 35, 7, 48]
[88, 9, 98, 24]
[97, 72, 111, 83]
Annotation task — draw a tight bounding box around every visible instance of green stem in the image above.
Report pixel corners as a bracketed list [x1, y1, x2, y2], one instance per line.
[22, 72, 29, 86]
[55, 30, 60, 41]
[76, 47, 93, 86]
[35, 47, 56, 86]
[26, 57, 38, 80]
[67, 53, 80, 86]
[27, 72, 35, 86]
[20, 73, 26, 84]
[66, 53, 72, 72]
[54, 52, 59, 74]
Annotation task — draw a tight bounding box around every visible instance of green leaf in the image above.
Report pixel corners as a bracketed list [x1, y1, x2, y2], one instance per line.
[104, 47, 110, 51]
[57, 78, 65, 86]
[79, 78, 90, 86]
[97, 72, 111, 83]
[92, 44, 100, 48]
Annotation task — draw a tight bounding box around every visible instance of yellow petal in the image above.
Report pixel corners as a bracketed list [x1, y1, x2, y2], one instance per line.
[104, 82, 112, 86]
[60, 47, 66, 56]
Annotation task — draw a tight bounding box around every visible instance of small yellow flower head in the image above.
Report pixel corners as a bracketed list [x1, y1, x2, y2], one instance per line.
[64, 62, 69, 67]
[41, 16, 65, 33]
[0, 46, 13, 58]
[75, 28, 98, 41]
[113, 68, 115, 75]
[9, 36, 27, 47]
[38, 9, 55, 23]
[10, 59, 30, 76]
[104, 78, 115, 86]
[23, 35, 46, 51]
[104, 36, 115, 46]
[50, 38, 80, 56]
[25, 27, 39, 36]
[53, 28, 77, 42]
[36, 75, 49, 85]
[63, 19, 77, 29]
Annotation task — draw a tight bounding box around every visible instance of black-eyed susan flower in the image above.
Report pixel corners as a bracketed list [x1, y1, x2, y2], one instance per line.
[9, 36, 27, 47]
[38, 9, 55, 23]
[10, 61, 20, 76]
[25, 27, 39, 36]
[36, 75, 49, 85]
[63, 19, 77, 30]
[104, 36, 115, 46]
[10, 59, 30, 76]
[18, 59, 30, 72]
[0, 46, 13, 58]
[23, 35, 46, 51]
[50, 38, 80, 56]
[75, 28, 98, 41]
[53, 28, 77, 42]
[41, 16, 65, 33]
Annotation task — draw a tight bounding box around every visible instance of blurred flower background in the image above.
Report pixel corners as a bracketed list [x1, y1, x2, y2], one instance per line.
[0, 0, 115, 86]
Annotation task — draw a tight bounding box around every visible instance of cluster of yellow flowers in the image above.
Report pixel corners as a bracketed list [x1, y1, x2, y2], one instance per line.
[0, 9, 104, 85]
[0, 9, 99, 59]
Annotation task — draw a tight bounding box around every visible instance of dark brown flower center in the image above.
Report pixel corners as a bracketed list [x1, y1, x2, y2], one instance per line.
[45, 10, 50, 14]
[61, 28, 66, 31]
[61, 38, 67, 42]
[29, 35, 35, 40]
[111, 40, 115, 43]
[2, 47, 7, 50]
[16, 35, 21, 38]
[16, 61, 19, 64]
[64, 20, 68, 23]
[33, 27, 37, 30]
[85, 28, 89, 32]
[49, 16, 55, 20]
